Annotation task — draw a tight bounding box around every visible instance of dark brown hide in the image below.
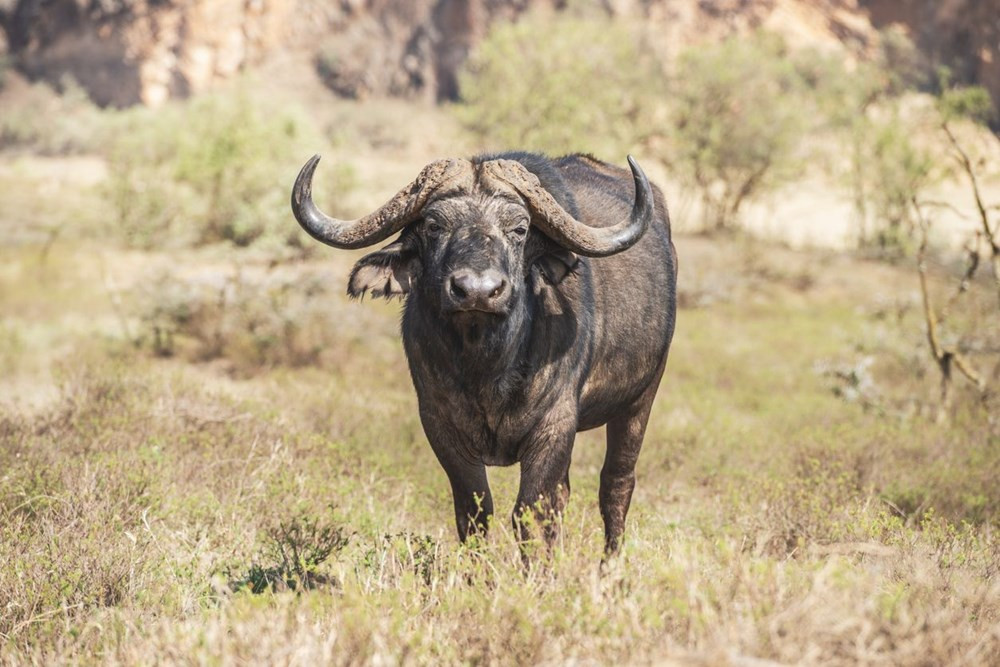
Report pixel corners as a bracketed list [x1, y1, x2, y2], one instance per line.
[293, 151, 677, 556]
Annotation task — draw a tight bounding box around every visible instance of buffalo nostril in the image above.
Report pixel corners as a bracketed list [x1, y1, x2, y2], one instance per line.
[448, 270, 507, 307]
[489, 279, 507, 299]
[450, 275, 469, 299]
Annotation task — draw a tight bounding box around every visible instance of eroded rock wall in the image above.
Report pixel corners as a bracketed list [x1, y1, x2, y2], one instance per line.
[1, 0, 997, 110]
[862, 0, 1000, 104]
[1, 0, 291, 107]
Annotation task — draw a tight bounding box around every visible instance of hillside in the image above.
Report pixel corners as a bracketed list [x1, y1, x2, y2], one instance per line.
[2, 0, 998, 111]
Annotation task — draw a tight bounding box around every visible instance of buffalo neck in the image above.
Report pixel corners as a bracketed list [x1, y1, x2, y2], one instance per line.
[402, 288, 536, 405]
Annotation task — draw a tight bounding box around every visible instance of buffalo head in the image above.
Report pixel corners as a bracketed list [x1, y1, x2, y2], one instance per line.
[291, 154, 654, 335]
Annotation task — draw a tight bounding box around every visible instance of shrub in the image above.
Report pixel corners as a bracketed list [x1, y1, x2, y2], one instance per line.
[849, 107, 937, 255]
[228, 513, 349, 594]
[455, 10, 662, 157]
[0, 75, 108, 154]
[102, 85, 355, 250]
[131, 265, 349, 375]
[938, 83, 996, 126]
[665, 33, 817, 231]
[835, 48, 995, 259]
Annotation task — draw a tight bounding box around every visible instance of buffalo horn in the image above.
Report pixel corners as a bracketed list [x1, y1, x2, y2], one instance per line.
[291, 155, 472, 249]
[482, 156, 654, 258]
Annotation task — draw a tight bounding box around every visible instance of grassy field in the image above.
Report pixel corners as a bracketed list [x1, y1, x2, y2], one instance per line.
[1, 68, 999, 665]
[2, 227, 998, 664]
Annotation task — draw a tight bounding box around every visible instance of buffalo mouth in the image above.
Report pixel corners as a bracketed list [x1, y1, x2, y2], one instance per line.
[448, 303, 509, 317]
[448, 309, 507, 345]
[449, 308, 507, 325]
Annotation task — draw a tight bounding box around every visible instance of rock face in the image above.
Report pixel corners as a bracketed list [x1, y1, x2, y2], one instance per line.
[1, 0, 998, 110]
[312, 0, 512, 102]
[862, 0, 1000, 103]
[1, 0, 291, 107]
[0, 0, 534, 106]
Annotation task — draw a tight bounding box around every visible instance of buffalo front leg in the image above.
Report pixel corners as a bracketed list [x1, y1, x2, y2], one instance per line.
[441, 459, 494, 542]
[513, 430, 574, 553]
[422, 415, 494, 542]
[601, 386, 658, 556]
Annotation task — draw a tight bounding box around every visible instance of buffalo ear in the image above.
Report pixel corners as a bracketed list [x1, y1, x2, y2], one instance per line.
[535, 248, 579, 285]
[348, 240, 422, 299]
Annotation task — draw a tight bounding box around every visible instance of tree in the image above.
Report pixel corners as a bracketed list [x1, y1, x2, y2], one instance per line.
[665, 33, 811, 231]
[455, 10, 661, 159]
[910, 85, 999, 418]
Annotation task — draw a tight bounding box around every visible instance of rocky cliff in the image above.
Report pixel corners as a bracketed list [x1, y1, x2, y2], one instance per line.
[862, 0, 1000, 107]
[1, 0, 997, 110]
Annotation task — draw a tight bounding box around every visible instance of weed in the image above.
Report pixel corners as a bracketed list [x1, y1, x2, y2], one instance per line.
[228, 513, 350, 594]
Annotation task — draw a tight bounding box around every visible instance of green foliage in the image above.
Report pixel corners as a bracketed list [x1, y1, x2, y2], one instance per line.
[102, 85, 355, 249]
[938, 84, 996, 126]
[839, 59, 994, 257]
[825, 44, 939, 255]
[172, 92, 301, 246]
[229, 513, 349, 594]
[666, 33, 817, 230]
[102, 104, 187, 248]
[455, 11, 661, 157]
[848, 107, 936, 255]
[0, 76, 107, 154]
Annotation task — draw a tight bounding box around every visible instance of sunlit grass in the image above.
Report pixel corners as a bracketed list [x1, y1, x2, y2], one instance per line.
[1, 63, 998, 663]
[1, 230, 997, 664]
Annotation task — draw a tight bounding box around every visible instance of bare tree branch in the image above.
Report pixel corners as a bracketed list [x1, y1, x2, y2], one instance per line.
[941, 120, 1000, 310]
[919, 199, 972, 220]
[941, 236, 981, 323]
[912, 198, 989, 418]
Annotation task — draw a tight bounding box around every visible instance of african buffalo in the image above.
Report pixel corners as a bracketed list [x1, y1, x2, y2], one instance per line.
[291, 151, 677, 555]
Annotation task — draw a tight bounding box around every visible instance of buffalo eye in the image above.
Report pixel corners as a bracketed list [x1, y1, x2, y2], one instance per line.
[508, 219, 529, 241]
[424, 217, 443, 236]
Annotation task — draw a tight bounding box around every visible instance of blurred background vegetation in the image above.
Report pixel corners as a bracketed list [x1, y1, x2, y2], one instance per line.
[1, 0, 999, 663]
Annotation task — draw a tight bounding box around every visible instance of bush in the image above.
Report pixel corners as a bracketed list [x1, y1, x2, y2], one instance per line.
[836, 46, 992, 258]
[455, 10, 662, 157]
[843, 82, 995, 258]
[131, 265, 349, 375]
[0, 75, 108, 154]
[848, 106, 937, 255]
[102, 85, 355, 250]
[938, 82, 996, 126]
[228, 513, 349, 594]
[665, 33, 822, 231]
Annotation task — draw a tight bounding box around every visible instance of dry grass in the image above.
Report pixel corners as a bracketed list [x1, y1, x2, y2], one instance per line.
[1, 232, 998, 665]
[1, 71, 999, 664]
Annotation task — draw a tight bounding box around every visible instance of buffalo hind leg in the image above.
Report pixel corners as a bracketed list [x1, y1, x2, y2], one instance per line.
[601, 384, 659, 556]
